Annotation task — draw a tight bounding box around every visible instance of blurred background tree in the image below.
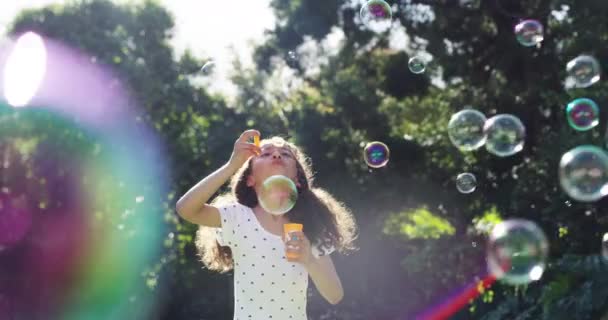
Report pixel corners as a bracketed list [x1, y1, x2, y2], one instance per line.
[5, 0, 608, 319]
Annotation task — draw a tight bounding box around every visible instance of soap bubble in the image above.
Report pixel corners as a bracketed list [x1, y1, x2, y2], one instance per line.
[360, 0, 392, 33]
[258, 175, 298, 216]
[363, 141, 390, 168]
[448, 109, 487, 151]
[566, 55, 601, 88]
[484, 114, 526, 157]
[286, 51, 298, 68]
[459, 0, 480, 9]
[566, 98, 599, 131]
[514, 19, 544, 47]
[487, 219, 549, 285]
[559, 145, 608, 202]
[456, 173, 477, 193]
[408, 56, 426, 74]
[200, 60, 216, 75]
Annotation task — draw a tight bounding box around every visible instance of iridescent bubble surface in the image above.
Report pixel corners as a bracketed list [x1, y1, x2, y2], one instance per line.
[360, 0, 392, 33]
[456, 173, 477, 194]
[514, 19, 544, 47]
[566, 55, 601, 88]
[448, 109, 487, 151]
[559, 145, 608, 202]
[258, 175, 298, 216]
[408, 56, 426, 74]
[286, 51, 298, 68]
[484, 114, 526, 157]
[200, 60, 216, 75]
[363, 141, 390, 168]
[487, 219, 549, 285]
[566, 98, 599, 131]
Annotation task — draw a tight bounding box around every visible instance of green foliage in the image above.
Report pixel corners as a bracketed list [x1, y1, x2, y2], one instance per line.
[383, 206, 455, 239]
[472, 206, 503, 235]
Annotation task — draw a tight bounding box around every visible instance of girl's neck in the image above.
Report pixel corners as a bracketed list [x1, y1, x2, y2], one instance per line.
[253, 205, 288, 223]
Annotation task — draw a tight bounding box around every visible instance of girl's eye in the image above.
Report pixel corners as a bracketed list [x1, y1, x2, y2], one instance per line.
[261, 153, 271, 157]
[281, 152, 292, 157]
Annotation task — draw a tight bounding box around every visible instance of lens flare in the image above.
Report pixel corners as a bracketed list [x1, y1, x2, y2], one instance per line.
[0, 34, 167, 320]
[3, 32, 47, 107]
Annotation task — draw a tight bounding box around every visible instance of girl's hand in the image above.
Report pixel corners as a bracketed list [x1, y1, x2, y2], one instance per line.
[284, 230, 313, 266]
[228, 129, 261, 169]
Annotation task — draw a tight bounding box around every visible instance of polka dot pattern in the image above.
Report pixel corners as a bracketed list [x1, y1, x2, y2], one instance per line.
[216, 203, 312, 320]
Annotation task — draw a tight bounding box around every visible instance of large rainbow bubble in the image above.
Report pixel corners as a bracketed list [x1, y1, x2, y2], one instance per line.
[0, 32, 168, 319]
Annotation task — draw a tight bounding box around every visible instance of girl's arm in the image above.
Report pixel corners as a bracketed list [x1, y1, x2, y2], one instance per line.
[176, 129, 260, 227]
[175, 162, 239, 227]
[305, 256, 344, 305]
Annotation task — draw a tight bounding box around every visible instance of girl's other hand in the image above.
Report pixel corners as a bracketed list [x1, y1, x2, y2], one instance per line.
[228, 129, 261, 169]
[284, 231, 313, 266]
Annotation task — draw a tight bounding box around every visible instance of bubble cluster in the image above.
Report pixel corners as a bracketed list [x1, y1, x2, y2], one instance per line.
[514, 19, 544, 47]
[484, 114, 526, 157]
[566, 98, 599, 131]
[566, 55, 601, 88]
[487, 219, 549, 285]
[363, 141, 390, 168]
[408, 56, 426, 74]
[258, 175, 298, 216]
[448, 109, 487, 151]
[559, 145, 608, 202]
[456, 173, 477, 194]
[360, 0, 392, 33]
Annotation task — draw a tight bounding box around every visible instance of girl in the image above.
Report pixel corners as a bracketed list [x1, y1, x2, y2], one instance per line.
[176, 129, 358, 320]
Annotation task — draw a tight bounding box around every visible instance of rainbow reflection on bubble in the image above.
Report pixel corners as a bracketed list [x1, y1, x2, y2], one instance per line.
[360, 0, 392, 33]
[566, 98, 599, 131]
[363, 141, 390, 168]
[514, 19, 544, 47]
[0, 32, 167, 319]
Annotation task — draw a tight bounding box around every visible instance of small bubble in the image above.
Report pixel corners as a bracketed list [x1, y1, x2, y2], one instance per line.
[456, 173, 477, 194]
[514, 19, 544, 47]
[484, 114, 526, 157]
[200, 60, 216, 75]
[408, 56, 426, 74]
[363, 141, 390, 168]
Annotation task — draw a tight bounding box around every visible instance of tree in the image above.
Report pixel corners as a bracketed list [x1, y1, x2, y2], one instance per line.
[248, 0, 608, 318]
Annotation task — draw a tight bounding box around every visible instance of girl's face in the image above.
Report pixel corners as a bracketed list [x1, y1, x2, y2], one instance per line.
[247, 144, 300, 189]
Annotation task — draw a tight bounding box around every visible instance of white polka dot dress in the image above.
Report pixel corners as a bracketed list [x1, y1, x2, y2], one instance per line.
[215, 203, 334, 320]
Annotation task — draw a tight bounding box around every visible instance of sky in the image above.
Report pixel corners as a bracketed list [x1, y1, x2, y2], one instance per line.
[0, 0, 276, 96]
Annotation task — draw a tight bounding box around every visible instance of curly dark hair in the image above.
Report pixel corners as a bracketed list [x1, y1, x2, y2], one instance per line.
[195, 137, 358, 273]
